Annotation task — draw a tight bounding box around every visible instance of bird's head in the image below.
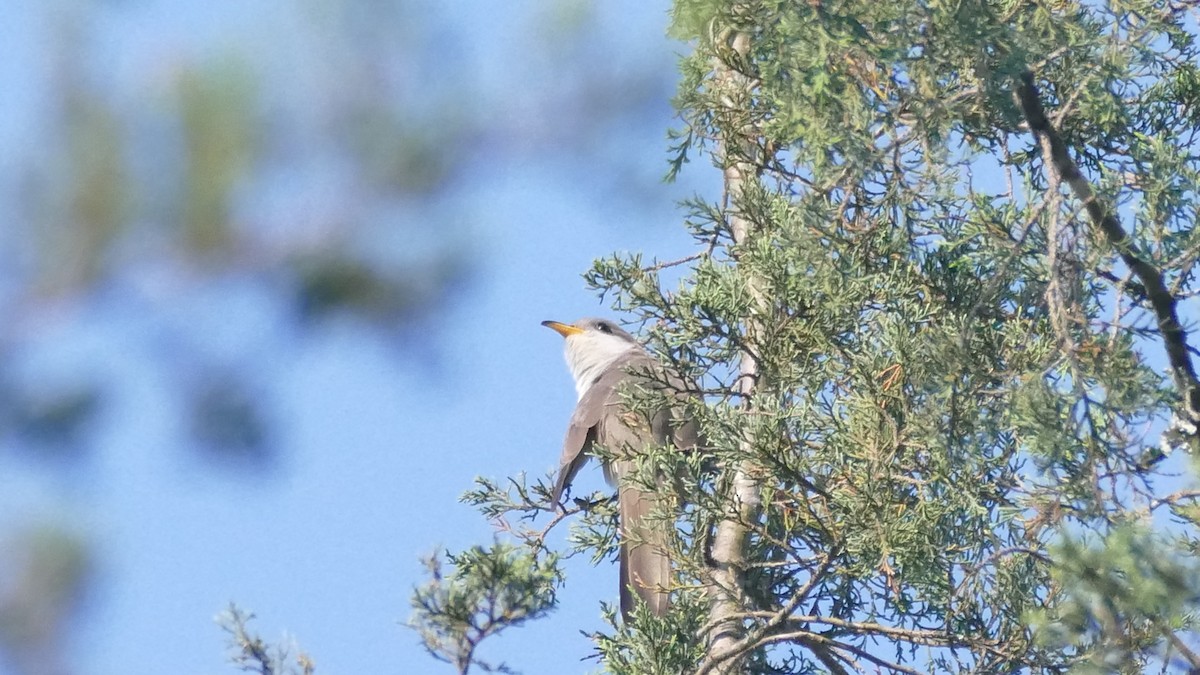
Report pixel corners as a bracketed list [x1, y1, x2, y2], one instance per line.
[542, 318, 641, 398]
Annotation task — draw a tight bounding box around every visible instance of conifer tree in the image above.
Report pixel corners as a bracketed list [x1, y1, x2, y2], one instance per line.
[413, 2, 1200, 672]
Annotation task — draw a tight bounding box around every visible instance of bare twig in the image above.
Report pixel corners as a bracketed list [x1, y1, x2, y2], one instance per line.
[642, 251, 709, 273]
[1147, 489, 1200, 513]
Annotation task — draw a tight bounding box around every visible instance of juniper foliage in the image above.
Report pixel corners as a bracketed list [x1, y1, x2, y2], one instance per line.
[413, 2, 1200, 672]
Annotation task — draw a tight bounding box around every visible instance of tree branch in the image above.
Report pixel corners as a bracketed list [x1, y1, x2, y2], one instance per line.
[1014, 70, 1200, 426]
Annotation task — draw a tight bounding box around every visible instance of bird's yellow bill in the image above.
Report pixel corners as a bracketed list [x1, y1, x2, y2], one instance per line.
[541, 320, 584, 337]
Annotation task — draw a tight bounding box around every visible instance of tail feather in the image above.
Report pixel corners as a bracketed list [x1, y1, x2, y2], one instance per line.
[619, 484, 671, 619]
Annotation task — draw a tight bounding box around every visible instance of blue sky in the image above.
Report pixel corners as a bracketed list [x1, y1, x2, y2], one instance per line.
[0, 1, 716, 674]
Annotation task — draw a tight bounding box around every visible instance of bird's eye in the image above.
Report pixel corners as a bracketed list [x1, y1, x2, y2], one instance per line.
[597, 322, 611, 333]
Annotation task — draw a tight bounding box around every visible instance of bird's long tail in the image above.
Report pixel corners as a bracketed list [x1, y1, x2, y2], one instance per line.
[618, 483, 672, 619]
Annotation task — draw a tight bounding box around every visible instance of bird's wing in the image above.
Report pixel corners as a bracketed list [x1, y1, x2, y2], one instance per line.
[551, 351, 652, 504]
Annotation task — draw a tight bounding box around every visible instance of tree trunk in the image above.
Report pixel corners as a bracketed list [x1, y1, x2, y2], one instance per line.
[701, 27, 765, 675]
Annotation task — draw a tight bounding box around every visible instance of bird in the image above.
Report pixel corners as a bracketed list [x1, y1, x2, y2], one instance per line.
[542, 317, 701, 619]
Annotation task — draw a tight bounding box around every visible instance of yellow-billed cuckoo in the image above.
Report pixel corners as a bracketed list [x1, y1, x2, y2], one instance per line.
[542, 318, 700, 618]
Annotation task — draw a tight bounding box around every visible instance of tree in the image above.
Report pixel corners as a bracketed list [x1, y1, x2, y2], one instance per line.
[412, 1, 1200, 673]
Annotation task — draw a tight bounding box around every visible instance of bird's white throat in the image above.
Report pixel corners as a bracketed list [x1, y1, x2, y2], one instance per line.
[563, 332, 641, 399]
